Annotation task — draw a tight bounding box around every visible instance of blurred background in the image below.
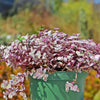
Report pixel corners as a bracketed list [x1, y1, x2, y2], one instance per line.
[0, 0, 100, 100]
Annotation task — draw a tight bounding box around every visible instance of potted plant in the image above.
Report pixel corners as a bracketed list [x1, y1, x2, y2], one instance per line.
[0, 28, 100, 100]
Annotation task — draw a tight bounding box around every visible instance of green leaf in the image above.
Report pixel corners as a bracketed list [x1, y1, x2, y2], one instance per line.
[17, 35, 21, 39]
[94, 91, 100, 100]
[39, 28, 44, 31]
[40, 24, 45, 27]
[16, 35, 25, 42]
[36, 31, 40, 33]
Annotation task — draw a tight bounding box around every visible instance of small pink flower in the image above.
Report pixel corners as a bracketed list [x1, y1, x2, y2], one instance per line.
[8, 92, 17, 99]
[19, 92, 27, 100]
[33, 67, 48, 81]
[65, 81, 79, 92]
[65, 81, 73, 92]
[95, 74, 100, 78]
[43, 74, 48, 81]
[95, 55, 100, 61]
[54, 27, 60, 31]
[70, 85, 79, 92]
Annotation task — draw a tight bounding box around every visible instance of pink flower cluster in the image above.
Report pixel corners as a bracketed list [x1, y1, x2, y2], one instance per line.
[0, 29, 100, 99]
[1, 72, 27, 100]
[65, 81, 79, 92]
[2, 29, 100, 75]
[32, 67, 48, 81]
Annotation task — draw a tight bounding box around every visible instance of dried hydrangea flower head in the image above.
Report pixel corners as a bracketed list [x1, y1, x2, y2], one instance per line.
[1, 29, 100, 99]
